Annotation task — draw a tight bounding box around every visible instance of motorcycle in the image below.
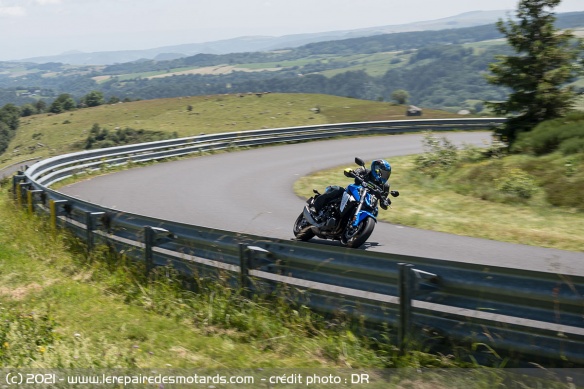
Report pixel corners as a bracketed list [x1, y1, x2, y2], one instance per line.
[293, 157, 399, 248]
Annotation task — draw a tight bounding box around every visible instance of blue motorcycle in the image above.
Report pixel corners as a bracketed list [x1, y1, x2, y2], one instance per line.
[293, 157, 399, 248]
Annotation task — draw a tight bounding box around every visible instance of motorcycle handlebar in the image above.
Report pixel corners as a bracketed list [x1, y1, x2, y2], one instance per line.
[344, 169, 387, 200]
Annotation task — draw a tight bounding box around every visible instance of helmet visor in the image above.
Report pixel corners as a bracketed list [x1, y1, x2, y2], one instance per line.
[376, 167, 391, 183]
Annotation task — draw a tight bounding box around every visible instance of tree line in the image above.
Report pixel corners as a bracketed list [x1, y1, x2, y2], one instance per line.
[0, 104, 21, 155]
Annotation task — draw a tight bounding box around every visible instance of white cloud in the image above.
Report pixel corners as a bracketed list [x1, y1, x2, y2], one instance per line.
[0, 6, 25, 16]
[35, 0, 62, 4]
[0, 0, 60, 17]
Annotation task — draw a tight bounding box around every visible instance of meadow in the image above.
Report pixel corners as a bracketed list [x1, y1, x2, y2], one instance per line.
[1, 93, 458, 168]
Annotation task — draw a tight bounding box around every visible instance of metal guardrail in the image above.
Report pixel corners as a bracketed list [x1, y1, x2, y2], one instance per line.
[0, 157, 42, 180]
[24, 118, 507, 187]
[11, 118, 584, 367]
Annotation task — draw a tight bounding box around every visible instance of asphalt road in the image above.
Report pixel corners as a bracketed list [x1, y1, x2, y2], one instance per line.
[60, 131, 584, 276]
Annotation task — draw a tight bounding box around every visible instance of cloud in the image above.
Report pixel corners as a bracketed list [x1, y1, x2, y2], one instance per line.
[0, 6, 25, 16]
[0, 0, 60, 17]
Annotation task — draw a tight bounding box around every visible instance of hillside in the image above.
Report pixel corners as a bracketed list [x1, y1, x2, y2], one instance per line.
[0, 11, 582, 112]
[0, 93, 460, 169]
[15, 10, 510, 65]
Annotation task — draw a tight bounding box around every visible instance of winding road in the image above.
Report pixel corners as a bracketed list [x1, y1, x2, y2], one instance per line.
[60, 131, 584, 276]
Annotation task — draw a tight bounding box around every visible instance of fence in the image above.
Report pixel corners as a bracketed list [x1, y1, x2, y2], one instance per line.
[11, 118, 584, 367]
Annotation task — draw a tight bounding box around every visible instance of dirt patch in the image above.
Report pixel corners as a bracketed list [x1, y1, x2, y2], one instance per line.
[92, 75, 111, 82]
[147, 65, 281, 79]
[0, 282, 45, 300]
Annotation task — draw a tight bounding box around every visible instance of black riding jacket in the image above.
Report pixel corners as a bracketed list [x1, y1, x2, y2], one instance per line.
[353, 167, 390, 200]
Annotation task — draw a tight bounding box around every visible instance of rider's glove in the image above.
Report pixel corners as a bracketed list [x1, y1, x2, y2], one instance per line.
[380, 198, 390, 210]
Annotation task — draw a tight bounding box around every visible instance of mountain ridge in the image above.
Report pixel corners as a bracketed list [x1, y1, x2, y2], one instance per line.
[15, 10, 511, 65]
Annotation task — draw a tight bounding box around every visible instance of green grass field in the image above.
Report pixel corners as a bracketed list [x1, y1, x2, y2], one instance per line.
[295, 150, 584, 252]
[1, 93, 459, 168]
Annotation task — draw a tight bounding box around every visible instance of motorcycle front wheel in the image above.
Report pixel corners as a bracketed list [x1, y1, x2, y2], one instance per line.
[293, 212, 315, 241]
[340, 217, 375, 248]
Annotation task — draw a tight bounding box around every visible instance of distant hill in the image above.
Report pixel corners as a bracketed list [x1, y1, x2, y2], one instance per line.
[1, 11, 582, 113]
[15, 10, 510, 65]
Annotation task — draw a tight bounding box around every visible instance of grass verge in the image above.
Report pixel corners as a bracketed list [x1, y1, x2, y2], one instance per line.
[0, 182, 463, 371]
[0, 182, 578, 387]
[294, 142, 584, 252]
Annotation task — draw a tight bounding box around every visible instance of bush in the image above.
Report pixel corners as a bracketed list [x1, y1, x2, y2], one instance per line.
[494, 168, 539, 200]
[559, 137, 584, 155]
[542, 174, 584, 209]
[445, 159, 502, 201]
[415, 132, 459, 177]
[84, 124, 178, 149]
[512, 112, 584, 155]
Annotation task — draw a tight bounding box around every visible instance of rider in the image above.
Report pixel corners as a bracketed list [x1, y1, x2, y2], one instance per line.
[310, 159, 394, 221]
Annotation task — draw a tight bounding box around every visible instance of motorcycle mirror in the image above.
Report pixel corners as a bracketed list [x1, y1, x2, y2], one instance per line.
[355, 157, 365, 167]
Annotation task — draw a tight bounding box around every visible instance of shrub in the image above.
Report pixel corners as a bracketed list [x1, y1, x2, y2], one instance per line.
[84, 124, 178, 149]
[445, 159, 503, 201]
[459, 144, 485, 163]
[542, 174, 584, 209]
[415, 132, 459, 177]
[494, 168, 539, 200]
[559, 138, 584, 155]
[512, 112, 584, 155]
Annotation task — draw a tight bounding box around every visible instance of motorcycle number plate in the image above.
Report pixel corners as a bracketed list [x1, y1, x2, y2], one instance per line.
[340, 192, 351, 211]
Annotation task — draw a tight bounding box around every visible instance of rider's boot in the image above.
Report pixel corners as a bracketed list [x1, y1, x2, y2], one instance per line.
[309, 206, 322, 223]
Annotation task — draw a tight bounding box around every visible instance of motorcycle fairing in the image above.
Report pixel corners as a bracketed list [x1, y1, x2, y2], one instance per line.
[345, 183, 377, 226]
[346, 184, 361, 200]
[352, 209, 377, 226]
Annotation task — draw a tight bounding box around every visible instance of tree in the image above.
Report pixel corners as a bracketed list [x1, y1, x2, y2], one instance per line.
[0, 104, 21, 131]
[486, 0, 584, 144]
[81, 91, 105, 107]
[0, 104, 21, 154]
[49, 94, 76, 113]
[20, 104, 37, 117]
[34, 100, 47, 113]
[49, 100, 64, 114]
[391, 89, 409, 104]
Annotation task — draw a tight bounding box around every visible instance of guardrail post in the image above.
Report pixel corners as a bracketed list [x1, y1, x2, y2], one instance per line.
[12, 173, 25, 200]
[85, 211, 105, 252]
[27, 189, 43, 214]
[240, 245, 273, 297]
[49, 200, 68, 230]
[144, 226, 173, 277]
[398, 263, 415, 355]
[17, 182, 30, 208]
[239, 244, 251, 298]
[144, 227, 155, 276]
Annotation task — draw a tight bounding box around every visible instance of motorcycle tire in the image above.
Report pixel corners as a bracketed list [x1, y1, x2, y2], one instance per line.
[293, 212, 315, 241]
[340, 217, 375, 248]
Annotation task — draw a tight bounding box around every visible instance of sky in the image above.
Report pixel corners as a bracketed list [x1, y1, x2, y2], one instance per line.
[1, 0, 582, 61]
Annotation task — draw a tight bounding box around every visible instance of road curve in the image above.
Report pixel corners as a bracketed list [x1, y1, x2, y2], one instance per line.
[61, 132, 584, 276]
